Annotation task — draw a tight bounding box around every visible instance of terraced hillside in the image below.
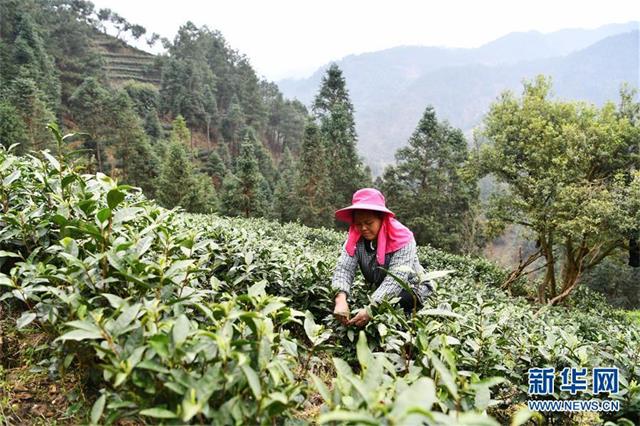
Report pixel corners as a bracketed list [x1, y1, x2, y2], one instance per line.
[91, 33, 161, 87]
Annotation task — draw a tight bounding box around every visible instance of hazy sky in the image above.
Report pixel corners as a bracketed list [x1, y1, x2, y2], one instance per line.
[91, 0, 638, 81]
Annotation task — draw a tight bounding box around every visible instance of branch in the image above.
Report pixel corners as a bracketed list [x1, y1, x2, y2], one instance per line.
[585, 240, 622, 269]
[501, 248, 543, 290]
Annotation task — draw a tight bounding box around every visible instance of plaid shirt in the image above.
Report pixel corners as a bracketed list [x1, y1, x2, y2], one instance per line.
[331, 237, 434, 304]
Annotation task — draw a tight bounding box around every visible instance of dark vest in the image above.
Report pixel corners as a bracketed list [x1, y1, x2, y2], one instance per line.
[358, 237, 392, 286]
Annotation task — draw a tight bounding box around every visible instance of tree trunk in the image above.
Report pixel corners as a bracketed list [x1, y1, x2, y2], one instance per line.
[549, 236, 587, 305]
[96, 139, 103, 173]
[501, 247, 543, 291]
[535, 232, 556, 303]
[206, 120, 211, 148]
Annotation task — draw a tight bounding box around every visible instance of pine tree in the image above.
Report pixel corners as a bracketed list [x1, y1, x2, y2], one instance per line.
[170, 115, 191, 150]
[216, 142, 232, 169]
[272, 146, 299, 222]
[380, 105, 480, 253]
[127, 136, 160, 200]
[243, 127, 277, 192]
[69, 77, 111, 172]
[107, 90, 159, 198]
[222, 95, 245, 156]
[157, 140, 195, 208]
[0, 100, 27, 152]
[204, 150, 226, 188]
[156, 139, 217, 212]
[295, 121, 333, 227]
[220, 140, 269, 217]
[312, 63, 370, 211]
[8, 75, 56, 153]
[4, 4, 60, 109]
[143, 108, 163, 140]
[179, 172, 219, 213]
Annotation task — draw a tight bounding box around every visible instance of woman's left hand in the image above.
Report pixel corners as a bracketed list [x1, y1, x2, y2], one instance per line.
[349, 309, 371, 327]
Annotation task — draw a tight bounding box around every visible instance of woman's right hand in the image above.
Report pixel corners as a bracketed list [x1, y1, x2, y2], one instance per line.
[333, 292, 350, 325]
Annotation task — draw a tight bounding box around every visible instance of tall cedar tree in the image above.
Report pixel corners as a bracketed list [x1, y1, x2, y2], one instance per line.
[109, 90, 159, 199]
[312, 64, 370, 213]
[170, 115, 190, 147]
[69, 77, 111, 173]
[0, 101, 27, 151]
[157, 139, 217, 213]
[204, 150, 226, 189]
[220, 138, 270, 218]
[381, 106, 481, 253]
[6, 75, 55, 153]
[272, 146, 299, 222]
[244, 127, 277, 192]
[295, 121, 333, 227]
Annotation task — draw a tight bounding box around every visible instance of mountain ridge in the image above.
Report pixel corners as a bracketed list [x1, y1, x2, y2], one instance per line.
[278, 23, 639, 176]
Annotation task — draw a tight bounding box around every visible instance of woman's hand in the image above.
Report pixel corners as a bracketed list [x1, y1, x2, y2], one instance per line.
[334, 292, 350, 325]
[349, 309, 371, 327]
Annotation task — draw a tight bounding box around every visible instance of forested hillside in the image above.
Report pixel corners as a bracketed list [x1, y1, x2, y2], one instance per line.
[278, 23, 639, 176]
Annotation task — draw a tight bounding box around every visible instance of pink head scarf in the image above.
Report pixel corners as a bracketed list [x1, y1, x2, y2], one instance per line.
[335, 188, 414, 265]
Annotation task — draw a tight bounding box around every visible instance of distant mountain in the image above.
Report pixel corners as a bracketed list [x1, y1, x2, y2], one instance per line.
[278, 22, 639, 176]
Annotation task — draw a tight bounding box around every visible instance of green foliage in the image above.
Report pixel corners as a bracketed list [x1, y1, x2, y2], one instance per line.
[157, 139, 217, 213]
[160, 55, 217, 135]
[69, 77, 112, 173]
[1, 143, 639, 425]
[122, 81, 159, 117]
[243, 127, 277, 192]
[476, 76, 640, 303]
[271, 147, 299, 223]
[381, 105, 482, 254]
[0, 100, 27, 152]
[5, 74, 56, 153]
[96, 7, 147, 42]
[295, 121, 332, 228]
[312, 63, 371, 210]
[169, 115, 191, 147]
[222, 95, 246, 153]
[0, 0, 60, 109]
[260, 81, 308, 154]
[220, 139, 270, 218]
[0, 3, 314, 226]
[203, 150, 226, 188]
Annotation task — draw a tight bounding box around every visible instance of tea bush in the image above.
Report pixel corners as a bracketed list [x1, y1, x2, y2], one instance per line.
[1, 139, 639, 425]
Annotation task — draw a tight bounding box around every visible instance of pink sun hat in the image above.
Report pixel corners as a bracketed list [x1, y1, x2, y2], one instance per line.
[335, 188, 396, 223]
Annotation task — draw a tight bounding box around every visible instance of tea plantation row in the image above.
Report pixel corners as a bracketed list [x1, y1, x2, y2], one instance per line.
[0, 143, 638, 425]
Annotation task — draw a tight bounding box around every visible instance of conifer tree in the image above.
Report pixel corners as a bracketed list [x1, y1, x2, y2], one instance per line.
[8, 75, 56, 153]
[108, 90, 159, 198]
[272, 146, 299, 222]
[0, 100, 27, 152]
[170, 114, 191, 151]
[220, 140, 269, 217]
[3, 4, 60, 109]
[216, 142, 232, 170]
[69, 77, 111, 172]
[243, 127, 277, 191]
[143, 108, 163, 141]
[380, 105, 480, 253]
[157, 139, 217, 212]
[222, 95, 245, 156]
[204, 150, 226, 188]
[312, 63, 370, 211]
[295, 121, 333, 227]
